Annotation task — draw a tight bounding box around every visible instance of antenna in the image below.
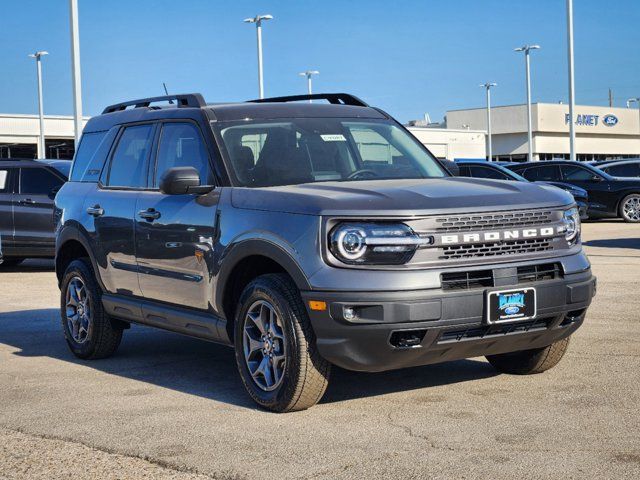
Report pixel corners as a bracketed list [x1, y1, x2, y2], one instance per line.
[163, 83, 174, 104]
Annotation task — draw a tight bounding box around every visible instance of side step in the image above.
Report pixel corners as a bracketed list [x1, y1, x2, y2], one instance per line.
[102, 293, 230, 344]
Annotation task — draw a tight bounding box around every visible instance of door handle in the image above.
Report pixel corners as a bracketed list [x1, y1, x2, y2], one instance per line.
[86, 205, 104, 217]
[18, 198, 36, 205]
[138, 208, 161, 221]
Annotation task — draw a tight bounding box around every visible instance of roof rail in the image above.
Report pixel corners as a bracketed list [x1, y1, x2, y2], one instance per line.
[248, 93, 369, 107]
[102, 93, 207, 114]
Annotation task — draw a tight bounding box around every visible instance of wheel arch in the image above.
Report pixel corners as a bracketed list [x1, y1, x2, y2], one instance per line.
[56, 226, 103, 289]
[216, 240, 311, 342]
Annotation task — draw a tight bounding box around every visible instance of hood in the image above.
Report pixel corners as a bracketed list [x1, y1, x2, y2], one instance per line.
[231, 177, 575, 216]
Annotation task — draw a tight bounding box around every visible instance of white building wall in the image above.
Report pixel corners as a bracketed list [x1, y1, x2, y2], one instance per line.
[407, 127, 486, 160]
[0, 113, 89, 144]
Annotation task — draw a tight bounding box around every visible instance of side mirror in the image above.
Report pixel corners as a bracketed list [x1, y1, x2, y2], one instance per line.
[591, 175, 603, 182]
[440, 159, 460, 176]
[159, 167, 215, 195]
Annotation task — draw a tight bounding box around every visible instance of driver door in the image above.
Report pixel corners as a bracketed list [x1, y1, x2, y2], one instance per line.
[135, 121, 219, 310]
[559, 164, 611, 213]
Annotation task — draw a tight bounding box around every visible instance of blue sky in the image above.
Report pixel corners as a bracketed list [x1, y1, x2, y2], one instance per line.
[2, 0, 639, 122]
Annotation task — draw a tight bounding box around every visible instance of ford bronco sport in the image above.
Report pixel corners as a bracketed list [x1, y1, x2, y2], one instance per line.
[55, 93, 596, 412]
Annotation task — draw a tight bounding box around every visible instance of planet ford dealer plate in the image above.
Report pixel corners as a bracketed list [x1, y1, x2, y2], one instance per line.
[486, 288, 536, 324]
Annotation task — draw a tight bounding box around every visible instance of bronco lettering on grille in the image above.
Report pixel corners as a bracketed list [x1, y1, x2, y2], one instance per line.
[440, 227, 560, 245]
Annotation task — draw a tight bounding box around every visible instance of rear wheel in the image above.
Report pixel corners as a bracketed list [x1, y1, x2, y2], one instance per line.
[60, 258, 123, 359]
[234, 273, 331, 412]
[0, 257, 25, 267]
[620, 194, 640, 223]
[486, 337, 570, 375]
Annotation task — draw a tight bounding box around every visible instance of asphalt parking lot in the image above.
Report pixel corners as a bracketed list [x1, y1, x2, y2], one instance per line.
[0, 221, 638, 480]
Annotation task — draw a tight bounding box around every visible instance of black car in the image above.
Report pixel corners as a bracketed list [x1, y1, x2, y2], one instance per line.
[507, 161, 640, 223]
[593, 159, 640, 178]
[54, 93, 594, 412]
[0, 158, 70, 266]
[456, 160, 589, 219]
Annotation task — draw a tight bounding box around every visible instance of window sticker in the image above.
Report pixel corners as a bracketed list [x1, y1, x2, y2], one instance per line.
[320, 134, 346, 142]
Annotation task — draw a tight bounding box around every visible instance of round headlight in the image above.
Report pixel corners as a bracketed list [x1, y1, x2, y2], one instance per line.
[334, 227, 367, 261]
[563, 207, 581, 244]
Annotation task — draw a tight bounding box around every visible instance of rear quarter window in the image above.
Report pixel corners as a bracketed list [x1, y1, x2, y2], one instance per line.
[70, 130, 115, 182]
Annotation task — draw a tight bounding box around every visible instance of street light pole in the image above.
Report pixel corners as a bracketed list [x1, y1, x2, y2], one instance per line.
[480, 82, 497, 161]
[299, 70, 319, 102]
[69, 0, 83, 148]
[566, 0, 576, 161]
[28, 51, 49, 159]
[515, 45, 540, 161]
[244, 14, 273, 99]
[627, 98, 640, 139]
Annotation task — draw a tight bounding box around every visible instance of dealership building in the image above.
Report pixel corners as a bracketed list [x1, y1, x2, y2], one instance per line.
[446, 103, 640, 162]
[0, 113, 88, 160]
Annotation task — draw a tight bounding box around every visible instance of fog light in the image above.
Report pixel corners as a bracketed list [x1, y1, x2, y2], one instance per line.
[343, 307, 357, 321]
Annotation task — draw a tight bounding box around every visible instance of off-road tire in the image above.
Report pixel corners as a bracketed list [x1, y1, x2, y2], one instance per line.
[60, 258, 123, 359]
[486, 336, 571, 375]
[619, 193, 640, 223]
[234, 273, 331, 412]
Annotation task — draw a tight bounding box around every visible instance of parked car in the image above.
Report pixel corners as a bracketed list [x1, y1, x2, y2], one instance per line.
[592, 159, 640, 178]
[456, 160, 589, 219]
[0, 158, 70, 266]
[506, 160, 640, 222]
[55, 93, 595, 412]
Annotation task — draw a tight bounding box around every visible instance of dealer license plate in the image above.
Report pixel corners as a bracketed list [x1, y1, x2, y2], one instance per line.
[486, 288, 536, 324]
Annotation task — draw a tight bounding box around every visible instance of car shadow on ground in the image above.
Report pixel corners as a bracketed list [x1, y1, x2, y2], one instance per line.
[0, 308, 498, 410]
[0, 259, 55, 273]
[583, 238, 640, 249]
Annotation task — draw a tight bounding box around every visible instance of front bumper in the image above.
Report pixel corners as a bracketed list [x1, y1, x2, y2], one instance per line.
[301, 269, 596, 372]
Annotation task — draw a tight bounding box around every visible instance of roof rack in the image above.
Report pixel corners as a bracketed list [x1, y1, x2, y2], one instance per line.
[248, 93, 369, 107]
[102, 93, 207, 114]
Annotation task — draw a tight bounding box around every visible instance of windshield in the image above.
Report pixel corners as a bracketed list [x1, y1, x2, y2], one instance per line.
[214, 118, 447, 187]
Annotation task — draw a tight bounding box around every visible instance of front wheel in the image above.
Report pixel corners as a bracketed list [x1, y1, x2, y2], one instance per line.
[620, 194, 640, 223]
[486, 337, 570, 375]
[234, 274, 331, 412]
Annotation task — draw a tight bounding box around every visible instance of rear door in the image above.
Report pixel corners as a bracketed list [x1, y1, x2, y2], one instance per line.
[13, 166, 65, 254]
[135, 120, 219, 309]
[0, 167, 16, 253]
[83, 123, 155, 296]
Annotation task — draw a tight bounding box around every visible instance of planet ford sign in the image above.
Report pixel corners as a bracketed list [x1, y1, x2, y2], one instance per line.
[565, 113, 619, 127]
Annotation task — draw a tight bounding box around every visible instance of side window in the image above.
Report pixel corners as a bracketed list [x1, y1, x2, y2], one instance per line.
[20, 168, 63, 195]
[70, 131, 108, 182]
[106, 124, 154, 188]
[521, 165, 561, 181]
[605, 164, 639, 177]
[0, 169, 10, 193]
[470, 166, 509, 180]
[154, 122, 213, 187]
[458, 166, 472, 177]
[561, 165, 597, 181]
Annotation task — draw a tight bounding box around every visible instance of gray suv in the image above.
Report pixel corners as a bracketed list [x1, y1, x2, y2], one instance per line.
[55, 93, 596, 412]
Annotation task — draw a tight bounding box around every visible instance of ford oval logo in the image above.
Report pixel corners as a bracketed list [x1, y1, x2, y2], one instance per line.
[603, 114, 618, 127]
[505, 306, 520, 315]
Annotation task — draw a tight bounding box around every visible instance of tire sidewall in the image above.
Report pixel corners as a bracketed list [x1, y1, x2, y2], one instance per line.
[234, 278, 303, 409]
[620, 194, 640, 222]
[60, 259, 101, 358]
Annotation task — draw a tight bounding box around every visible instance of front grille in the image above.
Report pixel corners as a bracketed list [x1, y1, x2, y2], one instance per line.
[434, 210, 554, 233]
[441, 270, 494, 290]
[441, 238, 552, 260]
[517, 263, 562, 283]
[438, 319, 550, 344]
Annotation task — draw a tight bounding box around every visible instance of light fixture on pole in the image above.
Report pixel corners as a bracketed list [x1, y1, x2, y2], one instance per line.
[566, 0, 576, 161]
[514, 44, 540, 161]
[69, 0, 83, 148]
[244, 14, 273, 99]
[28, 51, 49, 159]
[299, 70, 319, 102]
[627, 97, 640, 137]
[480, 82, 497, 161]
